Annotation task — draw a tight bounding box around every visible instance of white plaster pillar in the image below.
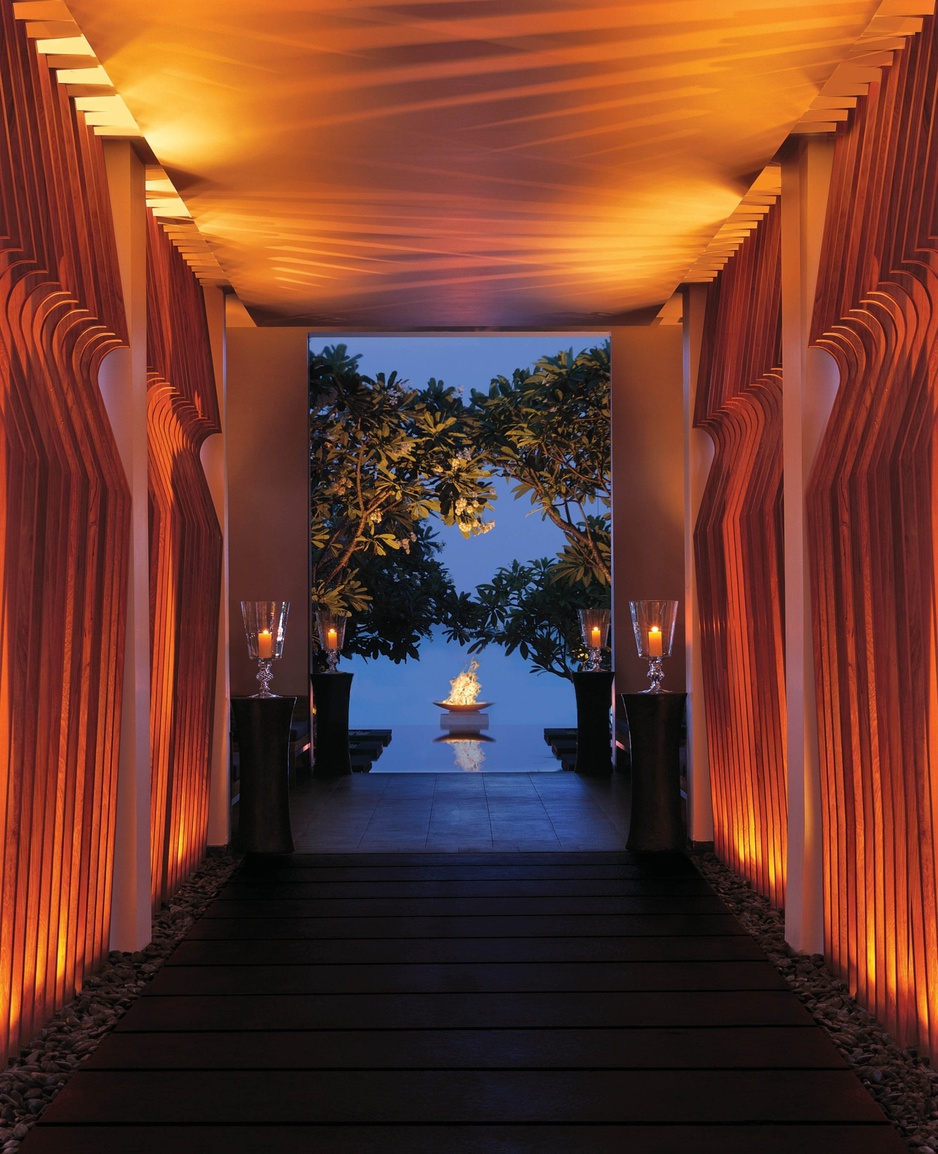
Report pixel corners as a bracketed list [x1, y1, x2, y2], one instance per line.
[226, 329, 312, 700]
[99, 141, 152, 952]
[200, 285, 231, 848]
[682, 284, 715, 845]
[609, 326, 685, 694]
[780, 136, 838, 955]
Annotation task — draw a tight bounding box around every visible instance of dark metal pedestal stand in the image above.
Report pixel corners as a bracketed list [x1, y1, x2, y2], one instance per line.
[620, 691, 687, 851]
[310, 672, 354, 777]
[231, 695, 296, 854]
[571, 670, 615, 777]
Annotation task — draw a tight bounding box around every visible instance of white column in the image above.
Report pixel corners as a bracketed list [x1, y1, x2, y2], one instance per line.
[226, 329, 312, 699]
[200, 285, 231, 848]
[682, 284, 715, 844]
[99, 141, 152, 952]
[781, 137, 838, 955]
[609, 326, 685, 694]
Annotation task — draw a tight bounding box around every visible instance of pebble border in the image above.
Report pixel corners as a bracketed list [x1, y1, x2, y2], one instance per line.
[2, 847, 936, 1152]
[691, 848, 938, 1153]
[0, 850, 242, 1153]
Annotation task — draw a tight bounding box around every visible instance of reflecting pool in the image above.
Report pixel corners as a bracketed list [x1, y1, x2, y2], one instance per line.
[370, 722, 566, 773]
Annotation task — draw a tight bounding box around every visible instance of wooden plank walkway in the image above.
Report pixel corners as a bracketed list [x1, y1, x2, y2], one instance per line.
[23, 852, 906, 1153]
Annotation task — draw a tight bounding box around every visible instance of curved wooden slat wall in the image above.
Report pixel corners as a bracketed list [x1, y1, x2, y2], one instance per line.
[694, 203, 787, 907]
[808, 17, 938, 1057]
[0, 9, 129, 1059]
[146, 215, 222, 909]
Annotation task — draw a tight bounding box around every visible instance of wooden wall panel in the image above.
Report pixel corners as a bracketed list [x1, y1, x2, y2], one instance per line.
[694, 203, 787, 907]
[808, 17, 938, 1058]
[0, 8, 129, 1060]
[146, 215, 222, 909]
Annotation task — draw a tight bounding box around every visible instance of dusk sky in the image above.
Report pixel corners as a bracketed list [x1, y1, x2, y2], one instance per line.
[309, 334, 607, 729]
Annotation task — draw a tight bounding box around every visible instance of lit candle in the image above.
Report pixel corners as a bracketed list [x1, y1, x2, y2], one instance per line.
[590, 626, 602, 648]
[326, 627, 339, 650]
[648, 626, 663, 658]
[257, 629, 274, 659]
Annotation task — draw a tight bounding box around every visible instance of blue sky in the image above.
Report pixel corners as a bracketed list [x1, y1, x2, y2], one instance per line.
[309, 333, 606, 728]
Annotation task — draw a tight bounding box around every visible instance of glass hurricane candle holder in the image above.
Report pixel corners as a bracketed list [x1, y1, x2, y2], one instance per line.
[577, 608, 611, 672]
[629, 599, 678, 693]
[241, 600, 290, 697]
[314, 610, 350, 672]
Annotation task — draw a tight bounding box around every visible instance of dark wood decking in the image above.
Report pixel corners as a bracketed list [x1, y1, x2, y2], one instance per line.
[24, 852, 906, 1153]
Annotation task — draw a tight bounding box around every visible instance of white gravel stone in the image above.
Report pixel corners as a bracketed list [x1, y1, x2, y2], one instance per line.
[4, 846, 936, 1152]
[692, 848, 938, 1152]
[0, 850, 240, 1151]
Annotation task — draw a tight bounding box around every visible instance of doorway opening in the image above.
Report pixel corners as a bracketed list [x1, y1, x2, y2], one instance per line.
[307, 332, 611, 774]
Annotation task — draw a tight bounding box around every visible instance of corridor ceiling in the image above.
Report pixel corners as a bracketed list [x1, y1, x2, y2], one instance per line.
[41, 0, 922, 328]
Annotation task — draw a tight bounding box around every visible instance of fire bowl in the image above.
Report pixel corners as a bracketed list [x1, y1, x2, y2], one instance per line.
[432, 700, 494, 713]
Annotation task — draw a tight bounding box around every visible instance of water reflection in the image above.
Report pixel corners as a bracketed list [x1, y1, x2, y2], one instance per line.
[370, 722, 568, 774]
[437, 707, 492, 770]
[456, 739, 487, 772]
[435, 729, 495, 771]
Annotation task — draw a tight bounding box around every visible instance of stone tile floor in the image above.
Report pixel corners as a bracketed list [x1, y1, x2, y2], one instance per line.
[289, 770, 631, 853]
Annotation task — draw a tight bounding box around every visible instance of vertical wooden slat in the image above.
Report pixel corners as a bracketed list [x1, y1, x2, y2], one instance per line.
[146, 215, 222, 910]
[0, 8, 129, 1060]
[808, 14, 938, 1060]
[693, 202, 787, 908]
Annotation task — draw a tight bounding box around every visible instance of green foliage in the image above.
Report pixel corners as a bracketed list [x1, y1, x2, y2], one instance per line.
[470, 342, 611, 589]
[309, 344, 496, 634]
[308, 340, 612, 675]
[463, 342, 612, 677]
[342, 523, 477, 665]
[467, 558, 603, 680]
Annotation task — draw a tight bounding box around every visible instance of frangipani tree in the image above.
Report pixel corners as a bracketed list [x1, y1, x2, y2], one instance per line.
[349, 522, 479, 663]
[466, 342, 612, 677]
[470, 343, 611, 590]
[468, 558, 594, 679]
[309, 344, 494, 660]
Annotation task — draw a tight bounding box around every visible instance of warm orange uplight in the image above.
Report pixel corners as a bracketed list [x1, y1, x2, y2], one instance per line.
[731, 820, 765, 878]
[146, 214, 221, 911]
[0, 6, 131, 1063]
[34, 34, 96, 56]
[695, 200, 787, 914]
[806, 16, 938, 1064]
[55, 0, 898, 330]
